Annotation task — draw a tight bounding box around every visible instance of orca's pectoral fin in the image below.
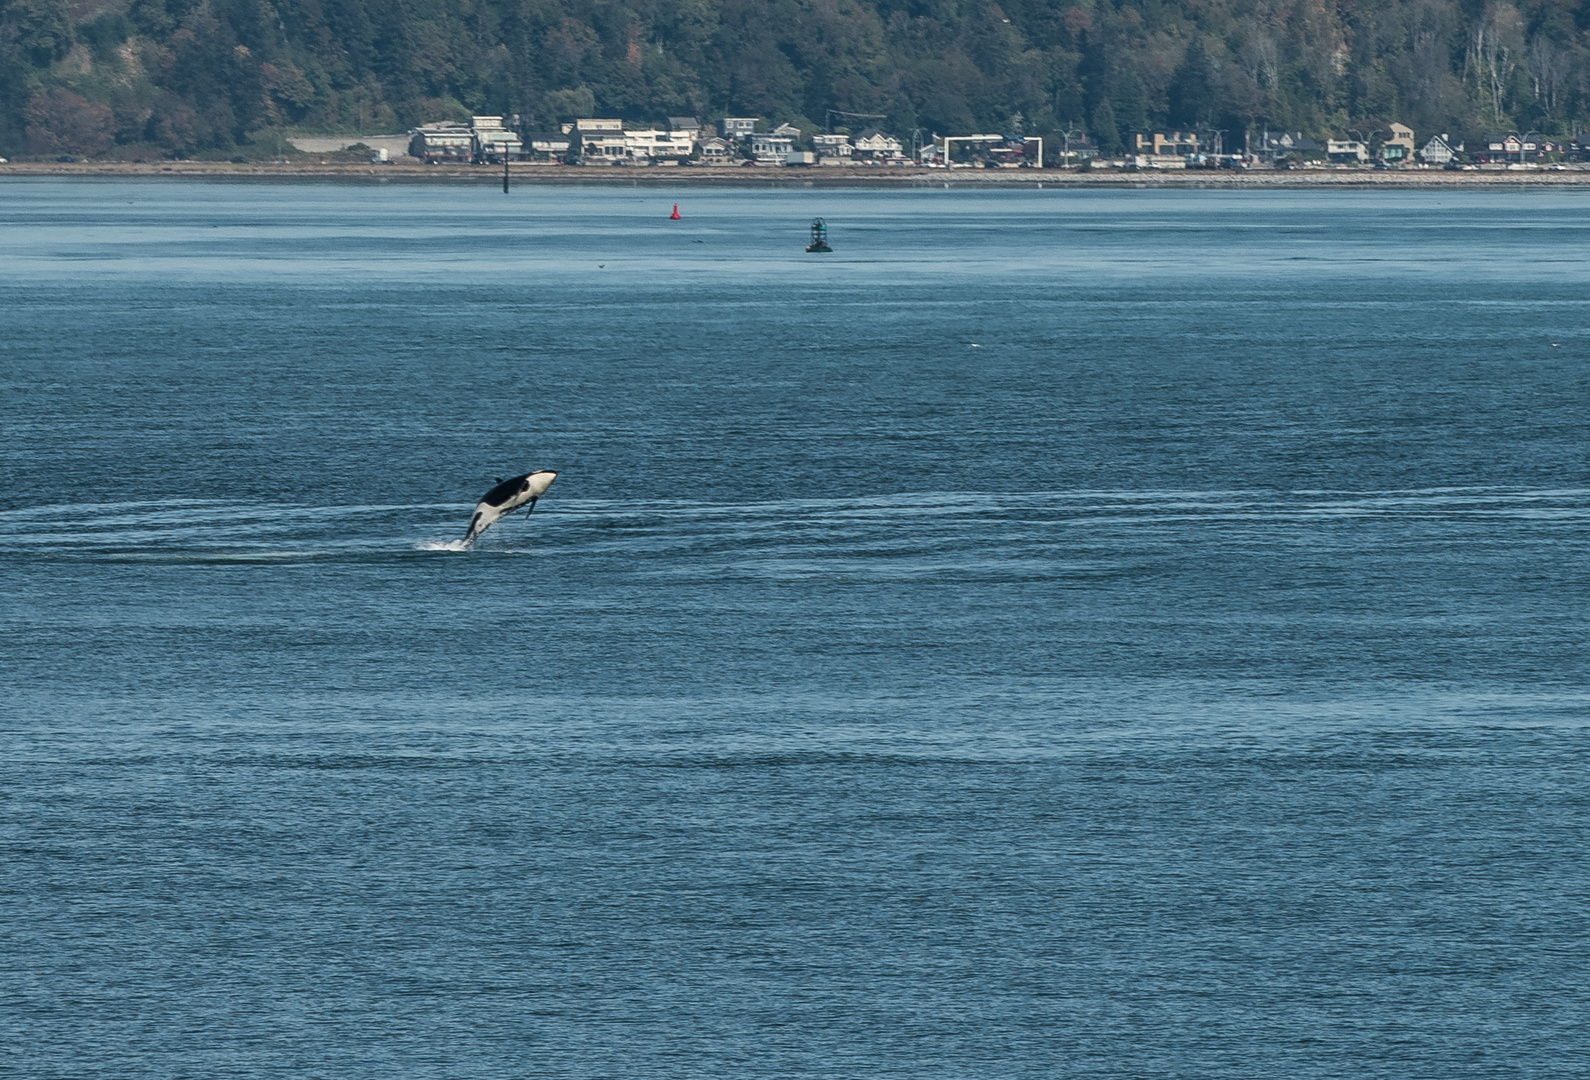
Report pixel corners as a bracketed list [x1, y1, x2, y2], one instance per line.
[464, 512, 483, 541]
[522, 498, 538, 516]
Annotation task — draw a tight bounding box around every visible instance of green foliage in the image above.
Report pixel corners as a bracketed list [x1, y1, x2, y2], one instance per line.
[3, 0, 73, 67]
[544, 85, 596, 122]
[78, 11, 129, 63]
[3, 0, 1590, 158]
[1091, 97, 1121, 155]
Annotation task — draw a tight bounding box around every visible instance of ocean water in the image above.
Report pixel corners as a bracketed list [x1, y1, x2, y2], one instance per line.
[3, 179, 1589, 1078]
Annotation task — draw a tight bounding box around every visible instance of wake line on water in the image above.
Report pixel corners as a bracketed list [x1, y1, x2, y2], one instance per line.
[6, 488, 1590, 560]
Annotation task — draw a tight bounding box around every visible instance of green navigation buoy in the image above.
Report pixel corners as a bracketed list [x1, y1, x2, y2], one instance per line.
[806, 217, 832, 253]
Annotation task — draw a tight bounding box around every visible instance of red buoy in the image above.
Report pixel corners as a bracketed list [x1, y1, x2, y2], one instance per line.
[669, 204, 681, 220]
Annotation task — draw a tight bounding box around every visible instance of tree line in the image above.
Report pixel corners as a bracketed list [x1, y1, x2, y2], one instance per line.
[3, 0, 1588, 159]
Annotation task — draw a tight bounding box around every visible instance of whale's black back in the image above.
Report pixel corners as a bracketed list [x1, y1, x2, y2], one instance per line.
[481, 474, 527, 507]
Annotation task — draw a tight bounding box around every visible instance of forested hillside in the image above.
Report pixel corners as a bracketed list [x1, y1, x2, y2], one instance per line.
[2, 0, 1587, 159]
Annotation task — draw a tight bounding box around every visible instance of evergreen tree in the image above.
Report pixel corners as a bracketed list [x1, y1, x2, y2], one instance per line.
[1170, 37, 1217, 129]
[1091, 98, 1121, 155]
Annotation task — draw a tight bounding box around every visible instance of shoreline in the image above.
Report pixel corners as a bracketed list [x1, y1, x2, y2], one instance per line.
[5, 160, 1590, 188]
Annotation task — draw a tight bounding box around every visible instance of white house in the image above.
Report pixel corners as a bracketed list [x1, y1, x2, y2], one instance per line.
[750, 131, 794, 164]
[623, 127, 695, 162]
[852, 127, 904, 160]
[1326, 139, 1369, 163]
[698, 135, 734, 163]
[1418, 134, 1462, 166]
[567, 118, 627, 162]
[811, 133, 853, 160]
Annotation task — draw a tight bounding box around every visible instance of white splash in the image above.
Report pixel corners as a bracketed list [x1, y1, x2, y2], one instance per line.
[416, 538, 471, 552]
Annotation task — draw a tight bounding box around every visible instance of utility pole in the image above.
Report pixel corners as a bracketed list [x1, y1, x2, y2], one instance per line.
[1059, 124, 1083, 168]
[1350, 128, 1383, 164]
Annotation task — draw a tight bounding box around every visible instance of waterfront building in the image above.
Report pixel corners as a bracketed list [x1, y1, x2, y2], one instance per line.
[623, 127, 694, 163]
[1379, 123, 1416, 163]
[521, 132, 570, 162]
[852, 128, 904, 160]
[1252, 131, 1324, 164]
[408, 124, 474, 163]
[750, 131, 795, 164]
[471, 116, 522, 163]
[811, 133, 853, 161]
[697, 135, 734, 163]
[566, 118, 627, 163]
[1418, 134, 1461, 166]
[1129, 130, 1202, 157]
[1326, 139, 1369, 163]
[1472, 133, 1546, 164]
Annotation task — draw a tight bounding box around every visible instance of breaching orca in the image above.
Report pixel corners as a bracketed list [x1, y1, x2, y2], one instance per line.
[464, 470, 558, 543]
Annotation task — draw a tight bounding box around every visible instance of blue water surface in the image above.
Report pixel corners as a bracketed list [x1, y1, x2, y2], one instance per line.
[3, 179, 1589, 1078]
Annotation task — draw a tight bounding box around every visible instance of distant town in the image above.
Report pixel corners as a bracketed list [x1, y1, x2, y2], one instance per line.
[390, 116, 1590, 172]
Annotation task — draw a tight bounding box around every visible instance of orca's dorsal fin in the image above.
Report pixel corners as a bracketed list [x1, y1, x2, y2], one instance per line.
[495, 477, 504, 484]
